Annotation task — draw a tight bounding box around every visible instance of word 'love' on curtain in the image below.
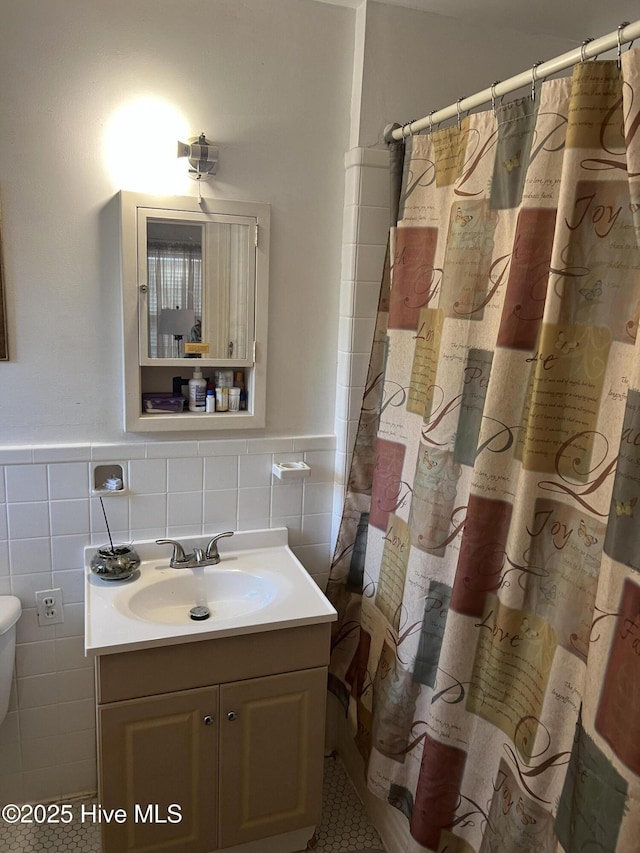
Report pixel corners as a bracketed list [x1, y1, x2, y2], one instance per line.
[328, 49, 640, 853]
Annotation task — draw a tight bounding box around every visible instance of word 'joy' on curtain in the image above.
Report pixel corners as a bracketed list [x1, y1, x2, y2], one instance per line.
[328, 50, 640, 853]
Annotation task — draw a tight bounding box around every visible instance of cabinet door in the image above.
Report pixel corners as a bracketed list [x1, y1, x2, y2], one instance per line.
[98, 685, 218, 853]
[218, 666, 327, 849]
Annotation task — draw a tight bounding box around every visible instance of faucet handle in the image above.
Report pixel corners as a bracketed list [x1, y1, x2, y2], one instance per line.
[156, 539, 188, 566]
[205, 531, 234, 562]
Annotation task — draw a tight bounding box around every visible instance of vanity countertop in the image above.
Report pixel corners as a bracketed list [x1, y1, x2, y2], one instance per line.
[84, 528, 337, 656]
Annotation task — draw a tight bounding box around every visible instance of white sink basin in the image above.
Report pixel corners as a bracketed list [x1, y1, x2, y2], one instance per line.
[123, 567, 277, 625]
[85, 528, 337, 655]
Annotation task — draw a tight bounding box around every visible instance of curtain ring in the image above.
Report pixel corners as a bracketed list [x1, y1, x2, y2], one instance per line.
[491, 81, 500, 116]
[580, 38, 594, 63]
[530, 61, 543, 101]
[617, 22, 630, 68]
[456, 97, 464, 130]
[428, 110, 435, 135]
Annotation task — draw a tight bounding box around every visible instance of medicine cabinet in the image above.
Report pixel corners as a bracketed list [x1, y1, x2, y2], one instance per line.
[119, 192, 270, 432]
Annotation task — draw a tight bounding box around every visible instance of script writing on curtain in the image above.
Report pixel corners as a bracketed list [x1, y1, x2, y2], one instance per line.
[328, 50, 640, 853]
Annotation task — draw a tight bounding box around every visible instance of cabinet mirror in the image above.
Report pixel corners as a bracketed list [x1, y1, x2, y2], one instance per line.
[142, 210, 255, 363]
[119, 192, 270, 432]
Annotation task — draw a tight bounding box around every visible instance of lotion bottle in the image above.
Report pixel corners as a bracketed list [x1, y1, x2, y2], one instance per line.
[188, 367, 207, 412]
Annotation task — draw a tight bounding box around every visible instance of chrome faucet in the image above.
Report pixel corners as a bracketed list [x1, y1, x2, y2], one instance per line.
[204, 531, 234, 564]
[156, 532, 234, 568]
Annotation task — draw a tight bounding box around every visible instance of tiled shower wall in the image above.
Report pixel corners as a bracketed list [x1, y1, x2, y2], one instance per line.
[0, 434, 335, 805]
[333, 147, 390, 538]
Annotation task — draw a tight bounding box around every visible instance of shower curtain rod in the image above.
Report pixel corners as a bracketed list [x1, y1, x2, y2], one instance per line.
[384, 18, 640, 142]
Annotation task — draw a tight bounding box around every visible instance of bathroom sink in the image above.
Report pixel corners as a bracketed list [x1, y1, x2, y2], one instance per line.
[123, 567, 277, 625]
[85, 528, 337, 655]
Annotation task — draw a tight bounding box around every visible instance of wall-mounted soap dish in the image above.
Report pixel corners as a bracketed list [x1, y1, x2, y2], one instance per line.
[91, 463, 127, 495]
[272, 461, 311, 481]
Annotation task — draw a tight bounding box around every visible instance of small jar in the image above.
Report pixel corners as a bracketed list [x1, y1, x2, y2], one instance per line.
[90, 545, 141, 581]
[215, 387, 229, 412]
[228, 387, 240, 412]
[205, 389, 216, 413]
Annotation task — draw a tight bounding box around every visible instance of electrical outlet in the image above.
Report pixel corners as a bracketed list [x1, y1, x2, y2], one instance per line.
[35, 588, 65, 626]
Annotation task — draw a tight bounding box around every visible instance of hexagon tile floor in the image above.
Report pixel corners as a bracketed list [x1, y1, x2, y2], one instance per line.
[0, 755, 386, 852]
[309, 754, 386, 852]
[0, 795, 100, 852]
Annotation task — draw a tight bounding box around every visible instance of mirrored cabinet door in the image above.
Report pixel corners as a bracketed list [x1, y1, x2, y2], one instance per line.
[120, 192, 269, 432]
[139, 210, 256, 365]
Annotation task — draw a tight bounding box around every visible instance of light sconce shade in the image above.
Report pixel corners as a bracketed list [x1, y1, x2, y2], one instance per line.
[177, 133, 219, 181]
[158, 307, 196, 358]
[158, 308, 196, 338]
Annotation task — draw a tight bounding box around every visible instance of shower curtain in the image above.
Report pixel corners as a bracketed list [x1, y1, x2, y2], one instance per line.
[328, 50, 640, 853]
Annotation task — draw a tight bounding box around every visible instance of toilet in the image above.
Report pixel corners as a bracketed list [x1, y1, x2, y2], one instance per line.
[0, 595, 21, 725]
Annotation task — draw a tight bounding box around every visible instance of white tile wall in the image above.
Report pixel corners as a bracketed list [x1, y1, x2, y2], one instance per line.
[0, 434, 336, 805]
[333, 146, 390, 544]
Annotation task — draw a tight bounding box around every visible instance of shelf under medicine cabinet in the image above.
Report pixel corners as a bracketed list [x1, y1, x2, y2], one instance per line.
[119, 191, 270, 432]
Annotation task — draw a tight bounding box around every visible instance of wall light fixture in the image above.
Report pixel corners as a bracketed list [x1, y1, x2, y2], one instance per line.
[177, 133, 219, 182]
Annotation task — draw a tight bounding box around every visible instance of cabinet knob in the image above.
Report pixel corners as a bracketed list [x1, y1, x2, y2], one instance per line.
[203, 715, 214, 726]
[227, 711, 238, 722]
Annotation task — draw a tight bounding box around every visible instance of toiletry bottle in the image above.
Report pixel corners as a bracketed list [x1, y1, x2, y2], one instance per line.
[234, 371, 247, 410]
[228, 387, 240, 412]
[206, 389, 216, 413]
[188, 367, 207, 412]
[215, 369, 233, 389]
[215, 387, 229, 411]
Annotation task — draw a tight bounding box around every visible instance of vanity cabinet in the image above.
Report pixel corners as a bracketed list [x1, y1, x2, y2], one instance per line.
[98, 685, 219, 853]
[95, 623, 330, 853]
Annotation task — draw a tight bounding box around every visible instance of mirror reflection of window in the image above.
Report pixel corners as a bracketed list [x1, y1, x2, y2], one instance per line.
[143, 214, 254, 362]
[147, 221, 202, 359]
